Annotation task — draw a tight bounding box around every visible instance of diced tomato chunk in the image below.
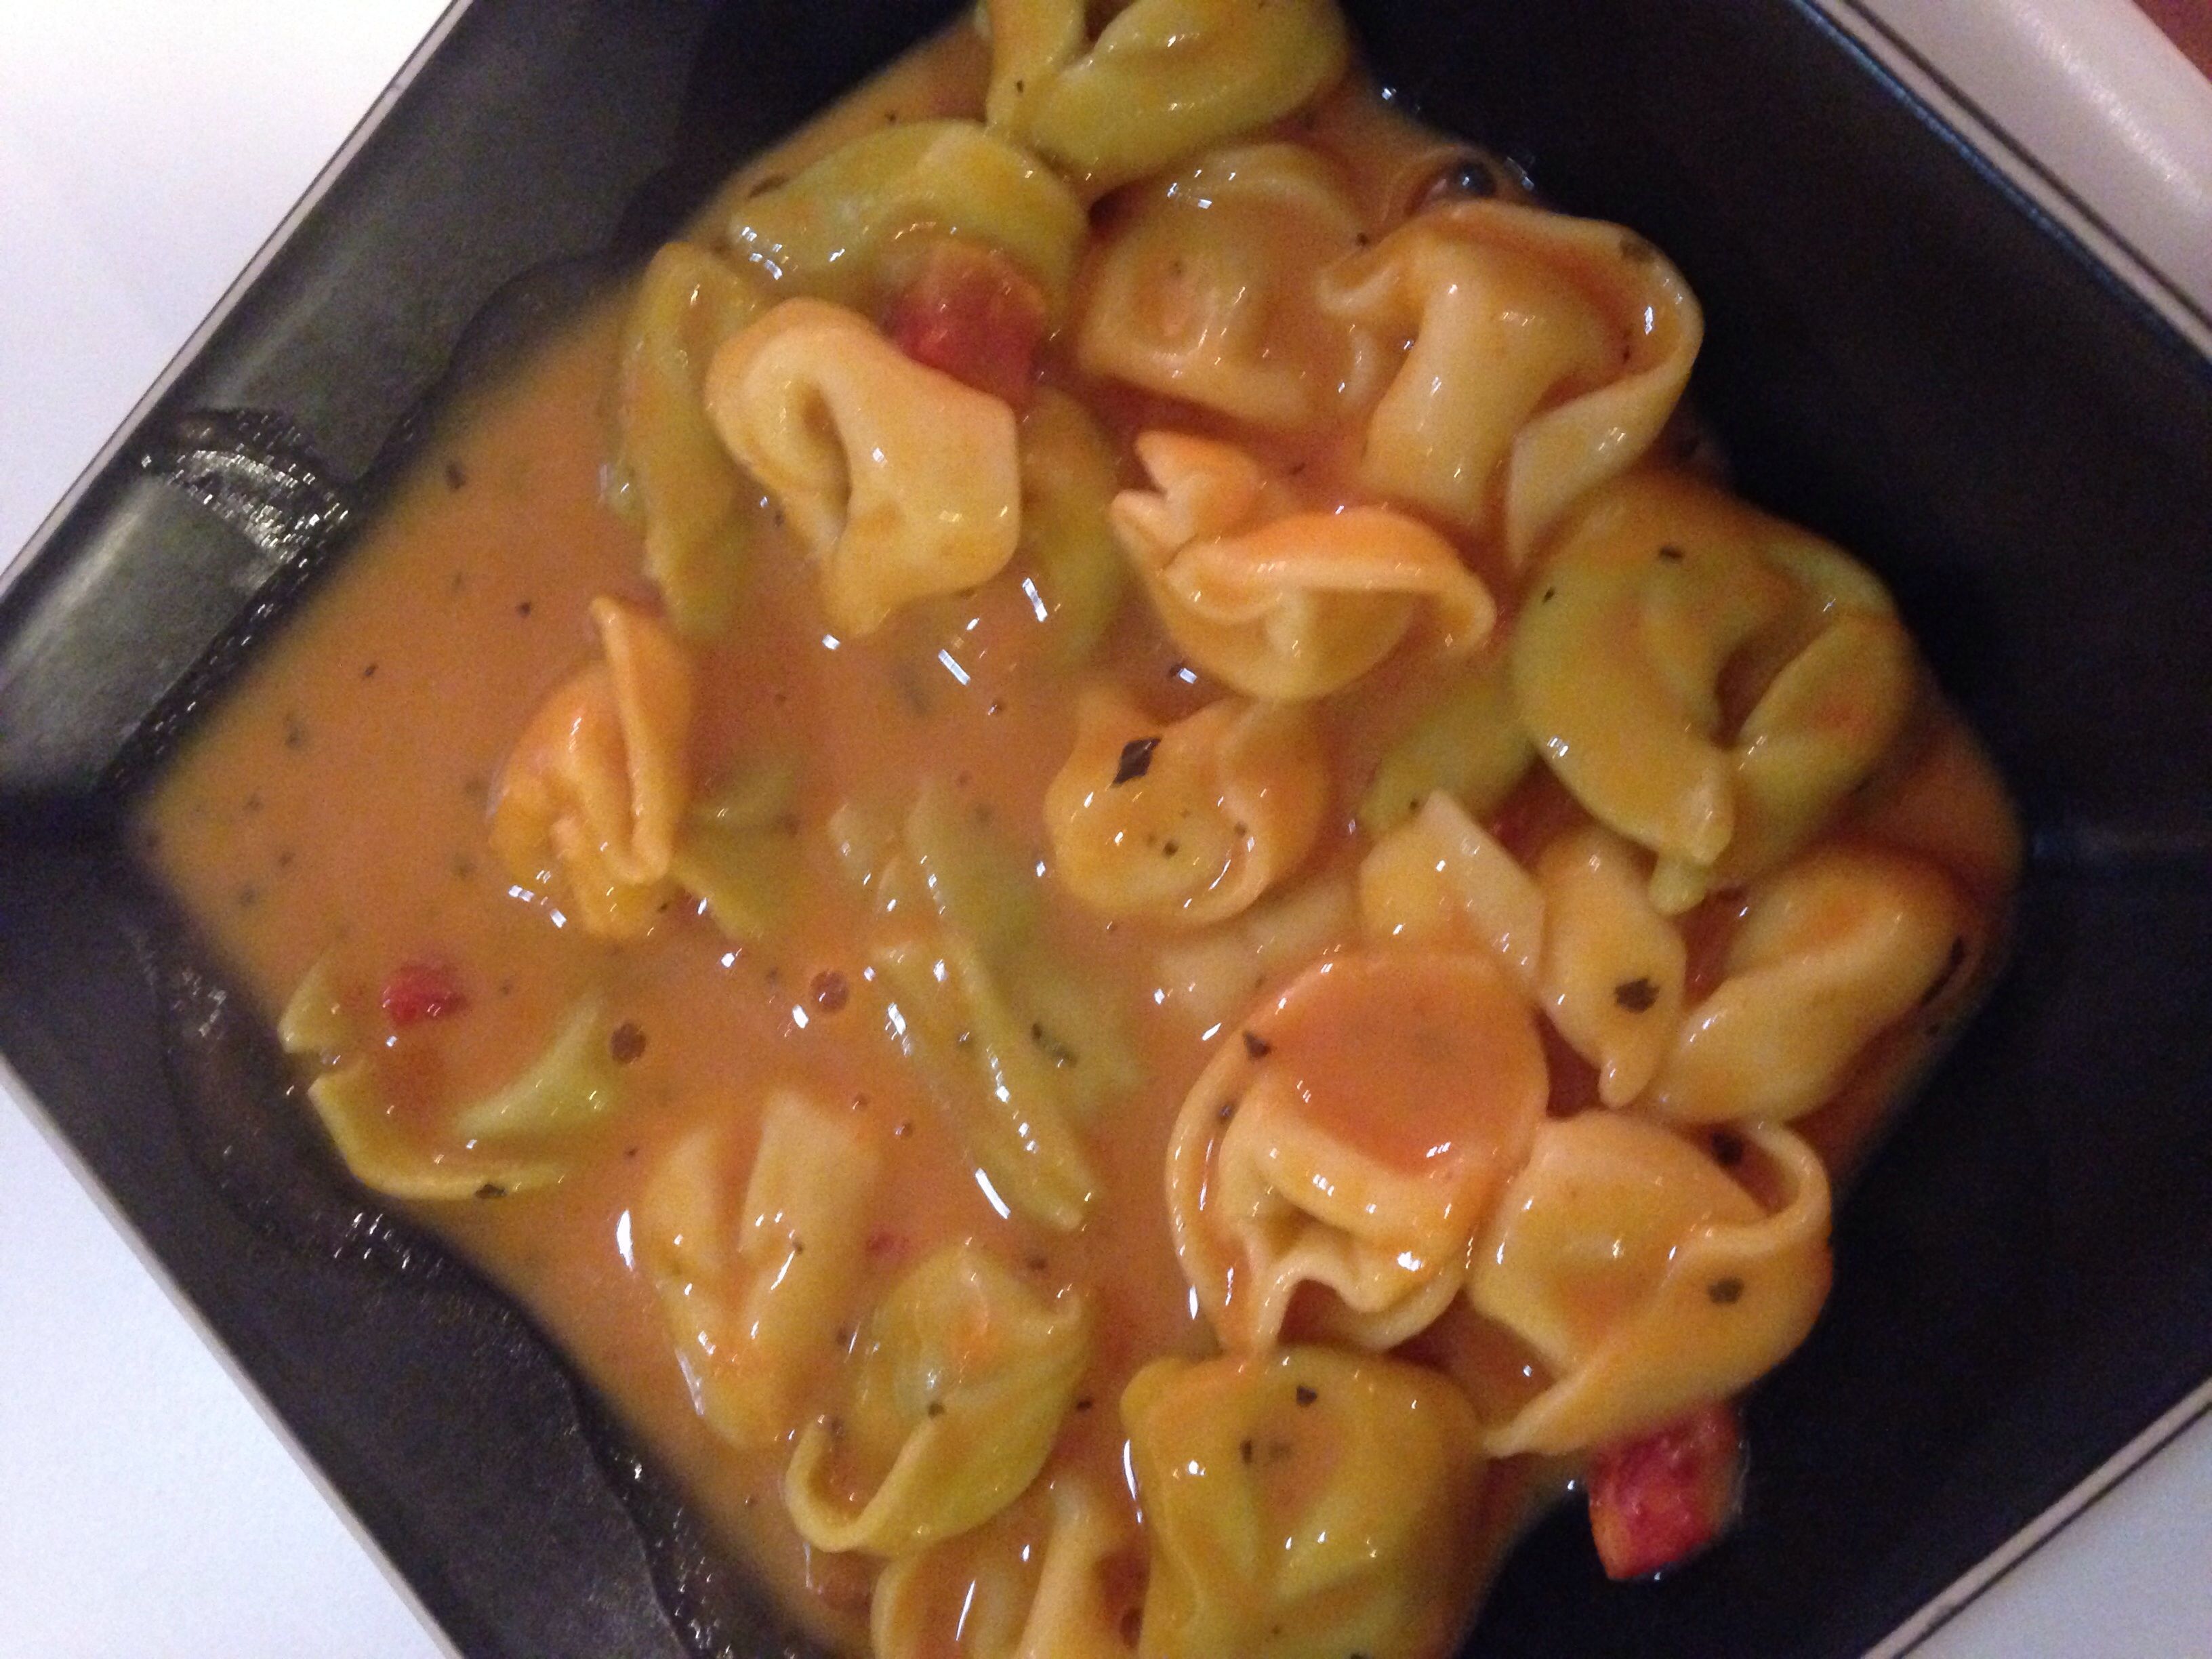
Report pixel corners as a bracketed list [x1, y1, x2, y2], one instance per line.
[1586, 1401, 1743, 1580]
[381, 959, 470, 1027]
[883, 241, 1046, 409]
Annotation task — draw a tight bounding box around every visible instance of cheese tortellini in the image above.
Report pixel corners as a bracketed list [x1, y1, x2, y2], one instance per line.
[614, 243, 767, 636]
[1513, 470, 1919, 911]
[1357, 792, 1546, 995]
[1319, 201, 1703, 563]
[1641, 845, 1973, 1124]
[983, 0, 1351, 190]
[636, 1094, 882, 1452]
[1111, 432, 1496, 699]
[1079, 144, 1375, 430]
[784, 1244, 1090, 1555]
[1122, 1347, 1488, 1659]
[725, 119, 1088, 316]
[705, 298, 1021, 636]
[870, 1477, 1139, 1659]
[1168, 951, 1548, 1351]
[491, 596, 695, 939]
[1467, 1112, 1832, 1456]
[1044, 686, 1327, 927]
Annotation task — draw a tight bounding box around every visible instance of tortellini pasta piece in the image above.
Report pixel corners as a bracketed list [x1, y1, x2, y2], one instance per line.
[725, 119, 1088, 316]
[1078, 144, 1375, 430]
[1111, 432, 1496, 699]
[870, 1477, 1139, 1659]
[1512, 470, 1919, 910]
[1016, 389, 1129, 665]
[1167, 951, 1548, 1351]
[491, 597, 695, 939]
[1357, 792, 1544, 994]
[1466, 1112, 1832, 1456]
[613, 241, 767, 636]
[1535, 825, 1688, 1107]
[279, 965, 618, 1200]
[1319, 201, 1703, 562]
[784, 1244, 1090, 1555]
[983, 0, 1351, 191]
[705, 298, 1021, 637]
[1153, 872, 1355, 1031]
[636, 1094, 880, 1452]
[1641, 845, 1972, 1124]
[1122, 1347, 1488, 1659]
[1354, 648, 1534, 838]
[1044, 687, 1327, 928]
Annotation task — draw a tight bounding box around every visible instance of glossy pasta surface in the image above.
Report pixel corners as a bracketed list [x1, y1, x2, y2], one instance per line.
[142, 10, 2018, 1656]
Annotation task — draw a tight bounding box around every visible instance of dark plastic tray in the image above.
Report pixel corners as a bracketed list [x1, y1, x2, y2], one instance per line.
[2, 3, 2209, 1656]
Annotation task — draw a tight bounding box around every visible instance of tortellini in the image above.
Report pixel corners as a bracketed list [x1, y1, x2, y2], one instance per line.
[1319, 201, 1703, 563]
[983, 0, 1351, 190]
[1016, 389, 1129, 665]
[636, 1093, 881, 1451]
[279, 964, 619, 1200]
[1466, 1112, 1832, 1456]
[1357, 792, 1545, 995]
[1167, 951, 1548, 1351]
[1355, 647, 1534, 838]
[1153, 873, 1355, 1031]
[1513, 470, 1919, 911]
[784, 1244, 1090, 1555]
[863, 782, 1134, 1231]
[491, 597, 695, 939]
[725, 119, 1088, 316]
[1534, 825, 1688, 1108]
[613, 241, 767, 636]
[1111, 432, 1496, 699]
[705, 298, 1021, 636]
[1122, 1347, 1488, 1658]
[1641, 845, 1972, 1124]
[1078, 144, 1375, 430]
[870, 1477, 1139, 1659]
[1044, 687, 1326, 928]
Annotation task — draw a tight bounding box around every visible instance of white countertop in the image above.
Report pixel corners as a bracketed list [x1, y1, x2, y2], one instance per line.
[1, 3, 2207, 1656]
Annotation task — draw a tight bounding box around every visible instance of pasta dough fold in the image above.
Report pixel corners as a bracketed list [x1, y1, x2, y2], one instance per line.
[1319, 201, 1703, 563]
[705, 298, 1021, 637]
[278, 964, 619, 1200]
[1111, 432, 1495, 699]
[1357, 792, 1544, 995]
[984, 0, 1351, 190]
[613, 242, 767, 636]
[784, 1244, 1090, 1555]
[1122, 1347, 1488, 1658]
[1512, 470, 1918, 909]
[725, 119, 1088, 316]
[1641, 845, 1972, 1124]
[1535, 825, 1687, 1107]
[636, 1093, 881, 1451]
[869, 1477, 1139, 1659]
[1467, 1113, 1832, 1456]
[491, 597, 695, 939]
[1167, 951, 1547, 1351]
[1045, 686, 1326, 928]
[1078, 144, 1374, 430]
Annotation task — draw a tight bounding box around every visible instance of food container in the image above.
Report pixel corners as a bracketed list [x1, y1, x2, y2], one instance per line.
[1, 2, 2207, 1655]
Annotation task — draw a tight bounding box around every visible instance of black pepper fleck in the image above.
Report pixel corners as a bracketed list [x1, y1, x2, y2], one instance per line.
[1242, 1030, 1273, 1059]
[476, 1183, 507, 1200]
[1113, 736, 1161, 785]
[444, 460, 468, 490]
[1658, 544, 1685, 562]
[609, 1022, 647, 1064]
[1295, 1385, 1318, 1406]
[1614, 977, 1660, 1012]
[1708, 1276, 1745, 1305]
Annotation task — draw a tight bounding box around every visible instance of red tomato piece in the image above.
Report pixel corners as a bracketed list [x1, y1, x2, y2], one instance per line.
[381, 959, 470, 1027]
[883, 242, 1046, 409]
[1586, 1401, 1744, 1580]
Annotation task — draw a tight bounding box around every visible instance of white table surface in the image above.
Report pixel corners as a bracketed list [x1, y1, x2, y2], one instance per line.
[1, 4, 2207, 1656]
